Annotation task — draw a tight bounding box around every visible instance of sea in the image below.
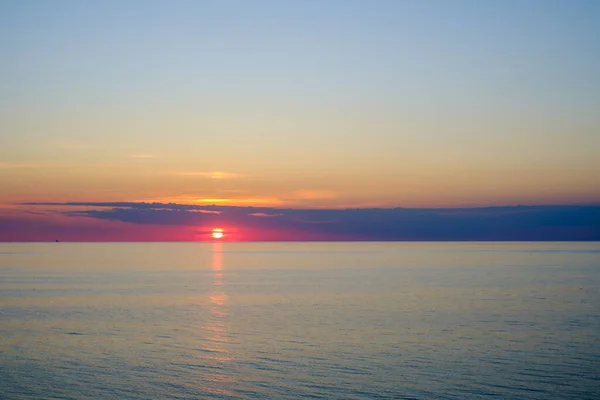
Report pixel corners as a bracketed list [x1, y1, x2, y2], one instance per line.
[1, 242, 599, 399]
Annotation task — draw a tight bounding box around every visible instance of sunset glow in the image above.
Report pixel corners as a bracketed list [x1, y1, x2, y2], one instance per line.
[0, 1, 598, 242]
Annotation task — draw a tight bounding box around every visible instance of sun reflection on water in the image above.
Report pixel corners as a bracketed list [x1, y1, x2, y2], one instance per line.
[200, 242, 233, 396]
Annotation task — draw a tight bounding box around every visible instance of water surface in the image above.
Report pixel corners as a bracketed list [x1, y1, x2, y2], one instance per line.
[1, 242, 599, 399]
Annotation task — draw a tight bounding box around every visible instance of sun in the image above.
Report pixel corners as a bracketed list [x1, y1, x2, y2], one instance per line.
[211, 228, 224, 239]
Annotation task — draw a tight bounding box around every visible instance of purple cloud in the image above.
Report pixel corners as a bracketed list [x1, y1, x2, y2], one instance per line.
[15, 202, 600, 241]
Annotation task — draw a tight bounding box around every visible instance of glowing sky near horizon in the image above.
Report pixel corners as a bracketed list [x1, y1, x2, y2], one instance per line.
[1, 0, 599, 209]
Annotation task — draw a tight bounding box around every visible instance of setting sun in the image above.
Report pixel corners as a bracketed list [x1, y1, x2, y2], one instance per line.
[211, 228, 224, 239]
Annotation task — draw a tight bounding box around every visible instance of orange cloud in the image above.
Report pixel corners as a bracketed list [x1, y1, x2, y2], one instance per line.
[142, 196, 285, 207]
[193, 197, 284, 206]
[169, 171, 244, 179]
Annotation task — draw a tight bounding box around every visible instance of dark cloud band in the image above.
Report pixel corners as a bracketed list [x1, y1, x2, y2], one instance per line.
[18, 202, 600, 241]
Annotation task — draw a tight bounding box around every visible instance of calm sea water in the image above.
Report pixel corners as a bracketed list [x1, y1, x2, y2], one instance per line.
[1, 242, 599, 399]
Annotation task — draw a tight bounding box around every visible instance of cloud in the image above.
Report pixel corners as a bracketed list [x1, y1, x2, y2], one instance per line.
[169, 171, 244, 179]
[189, 209, 222, 214]
[16, 202, 600, 241]
[0, 162, 112, 169]
[137, 196, 286, 207]
[249, 212, 283, 217]
[0, 211, 196, 242]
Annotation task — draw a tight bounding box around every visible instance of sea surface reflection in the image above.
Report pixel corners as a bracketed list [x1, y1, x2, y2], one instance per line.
[200, 242, 233, 396]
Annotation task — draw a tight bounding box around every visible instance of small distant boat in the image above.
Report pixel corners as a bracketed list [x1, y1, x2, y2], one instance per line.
[55, 239, 60, 242]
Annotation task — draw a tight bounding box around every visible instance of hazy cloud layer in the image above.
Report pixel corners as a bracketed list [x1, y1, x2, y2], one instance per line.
[168, 171, 244, 179]
[17, 202, 600, 241]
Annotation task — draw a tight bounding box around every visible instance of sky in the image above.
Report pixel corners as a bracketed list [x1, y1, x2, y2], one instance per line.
[1, 1, 599, 241]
